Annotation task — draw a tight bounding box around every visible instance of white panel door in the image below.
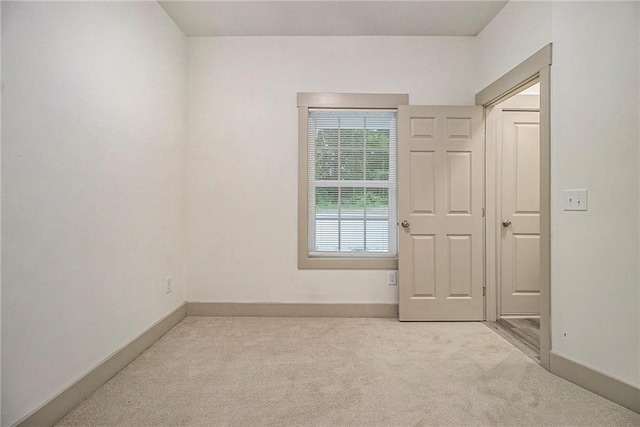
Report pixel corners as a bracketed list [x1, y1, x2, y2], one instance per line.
[398, 106, 484, 321]
[500, 110, 540, 316]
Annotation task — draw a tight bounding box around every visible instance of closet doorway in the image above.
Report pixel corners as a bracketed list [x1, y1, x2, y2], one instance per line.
[489, 85, 541, 361]
[476, 43, 552, 369]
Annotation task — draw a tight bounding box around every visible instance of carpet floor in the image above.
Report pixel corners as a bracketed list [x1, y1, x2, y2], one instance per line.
[56, 317, 640, 426]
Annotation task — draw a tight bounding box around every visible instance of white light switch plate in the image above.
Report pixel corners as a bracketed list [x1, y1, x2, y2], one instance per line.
[563, 189, 588, 211]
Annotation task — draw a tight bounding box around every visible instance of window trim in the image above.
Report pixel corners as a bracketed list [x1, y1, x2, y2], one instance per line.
[298, 92, 409, 270]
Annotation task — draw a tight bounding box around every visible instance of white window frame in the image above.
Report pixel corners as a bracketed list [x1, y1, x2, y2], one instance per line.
[298, 92, 408, 270]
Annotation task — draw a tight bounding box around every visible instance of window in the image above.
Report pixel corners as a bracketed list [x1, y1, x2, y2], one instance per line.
[298, 93, 409, 269]
[308, 110, 397, 254]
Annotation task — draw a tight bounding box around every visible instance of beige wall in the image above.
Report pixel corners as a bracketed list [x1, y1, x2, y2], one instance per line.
[1, 2, 187, 424]
[185, 36, 476, 304]
[550, 1, 639, 388]
[474, 1, 552, 92]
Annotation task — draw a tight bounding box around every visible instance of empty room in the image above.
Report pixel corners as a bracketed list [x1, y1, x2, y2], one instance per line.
[2, 1, 640, 426]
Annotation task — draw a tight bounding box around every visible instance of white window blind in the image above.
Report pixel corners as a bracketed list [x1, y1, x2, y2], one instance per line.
[307, 109, 397, 257]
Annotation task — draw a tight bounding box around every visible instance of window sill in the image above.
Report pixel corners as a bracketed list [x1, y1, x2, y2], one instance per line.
[298, 256, 398, 270]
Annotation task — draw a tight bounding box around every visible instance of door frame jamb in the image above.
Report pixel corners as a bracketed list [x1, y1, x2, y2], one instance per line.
[475, 43, 552, 370]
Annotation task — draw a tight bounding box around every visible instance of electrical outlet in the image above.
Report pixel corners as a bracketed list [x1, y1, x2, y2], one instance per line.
[563, 189, 588, 211]
[387, 271, 398, 286]
[166, 276, 172, 294]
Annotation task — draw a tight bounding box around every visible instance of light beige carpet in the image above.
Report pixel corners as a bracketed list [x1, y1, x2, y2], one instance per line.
[57, 317, 640, 426]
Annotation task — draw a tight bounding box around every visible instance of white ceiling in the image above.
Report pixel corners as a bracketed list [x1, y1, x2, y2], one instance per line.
[159, 1, 508, 37]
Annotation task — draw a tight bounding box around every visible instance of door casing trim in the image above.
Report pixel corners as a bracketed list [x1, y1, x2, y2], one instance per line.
[476, 43, 552, 370]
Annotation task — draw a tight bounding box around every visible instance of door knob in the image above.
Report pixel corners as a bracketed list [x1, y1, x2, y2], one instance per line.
[401, 220, 410, 228]
[502, 220, 512, 228]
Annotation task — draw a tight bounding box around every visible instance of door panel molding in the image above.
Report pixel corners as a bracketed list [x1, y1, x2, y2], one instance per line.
[398, 106, 484, 321]
[500, 109, 541, 316]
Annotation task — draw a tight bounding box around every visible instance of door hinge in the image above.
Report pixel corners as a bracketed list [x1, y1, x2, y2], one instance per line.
[483, 286, 486, 296]
[482, 208, 485, 217]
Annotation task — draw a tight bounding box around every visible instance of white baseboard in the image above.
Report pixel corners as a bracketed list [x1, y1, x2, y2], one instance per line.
[15, 303, 187, 427]
[186, 302, 399, 318]
[550, 351, 640, 414]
